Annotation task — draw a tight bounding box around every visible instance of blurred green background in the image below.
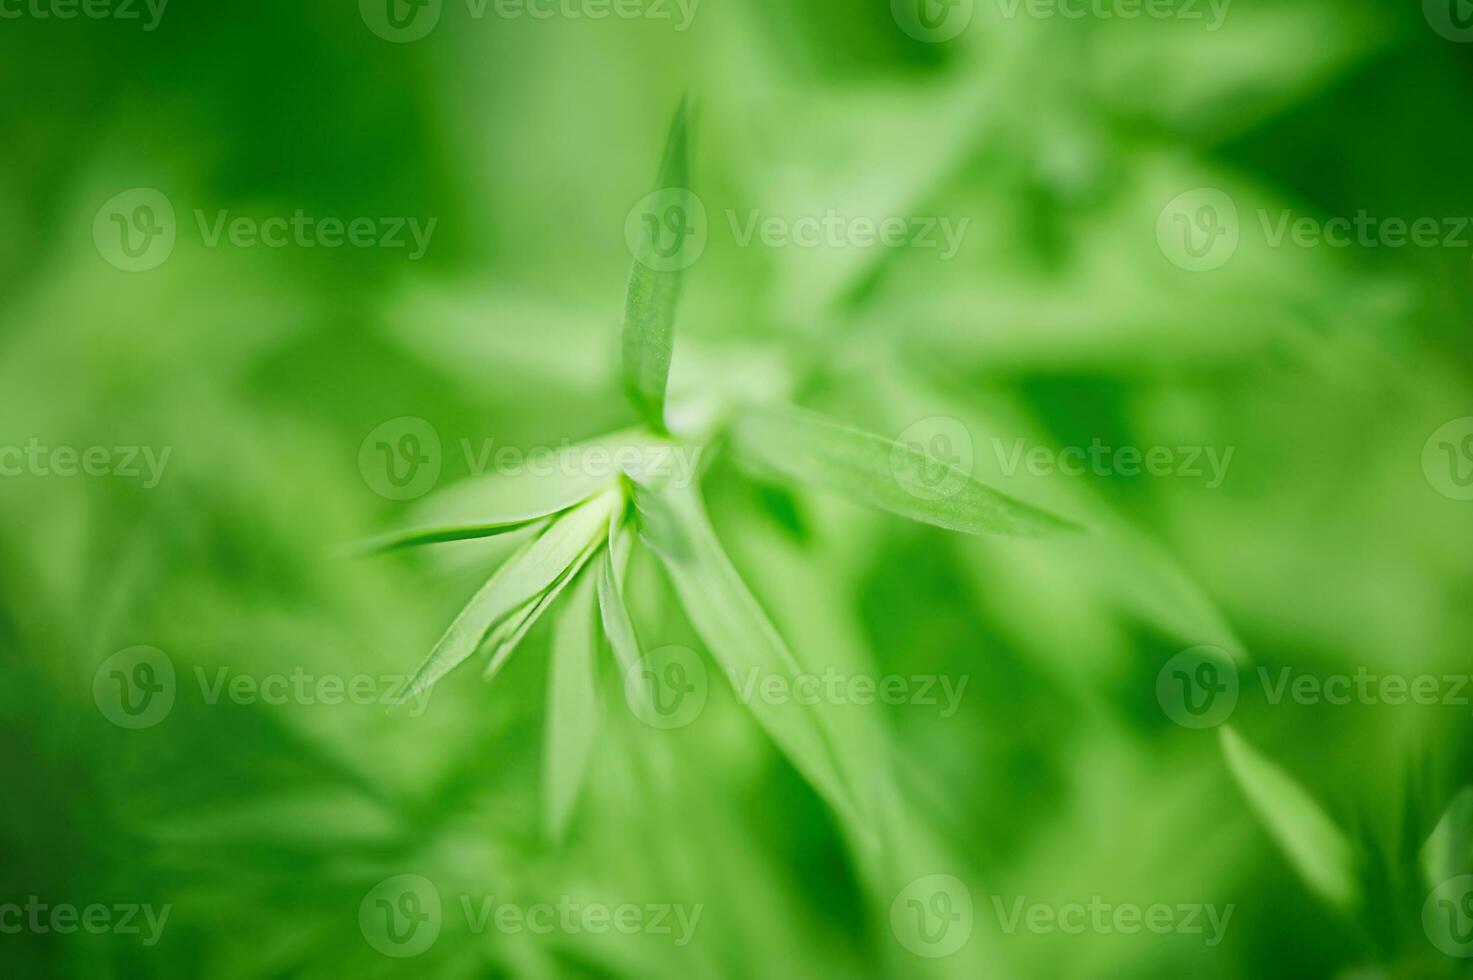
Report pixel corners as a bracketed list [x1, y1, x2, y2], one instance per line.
[3, 0, 1473, 976]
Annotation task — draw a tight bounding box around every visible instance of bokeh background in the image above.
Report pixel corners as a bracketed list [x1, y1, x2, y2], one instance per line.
[3, 0, 1473, 976]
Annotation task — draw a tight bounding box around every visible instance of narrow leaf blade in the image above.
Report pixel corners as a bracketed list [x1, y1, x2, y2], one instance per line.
[731, 403, 1077, 537]
[349, 515, 550, 557]
[394, 489, 619, 704]
[395, 436, 628, 540]
[544, 568, 601, 841]
[630, 474, 868, 835]
[597, 547, 651, 715]
[1220, 725, 1360, 914]
[481, 531, 603, 682]
[1422, 787, 1473, 890]
[620, 99, 692, 431]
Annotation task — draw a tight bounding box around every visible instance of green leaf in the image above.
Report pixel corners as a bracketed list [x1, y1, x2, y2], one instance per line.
[543, 568, 601, 842]
[1220, 726, 1360, 914]
[608, 504, 633, 585]
[620, 98, 691, 432]
[392, 435, 634, 542]
[395, 489, 620, 704]
[348, 514, 552, 557]
[353, 439, 641, 552]
[596, 545, 650, 715]
[1422, 787, 1473, 890]
[629, 473, 868, 836]
[730, 403, 1078, 537]
[481, 530, 603, 682]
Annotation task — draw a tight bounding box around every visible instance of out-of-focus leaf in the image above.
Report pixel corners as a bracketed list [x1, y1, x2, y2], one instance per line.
[378, 284, 610, 392]
[1422, 787, 1473, 891]
[621, 98, 691, 432]
[630, 473, 868, 839]
[543, 569, 600, 842]
[395, 489, 619, 704]
[1091, 4, 1387, 140]
[1221, 726, 1359, 915]
[731, 403, 1078, 537]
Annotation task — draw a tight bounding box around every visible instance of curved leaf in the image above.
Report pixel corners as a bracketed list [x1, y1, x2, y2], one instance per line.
[348, 514, 552, 557]
[731, 403, 1077, 537]
[394, 489, 620, 704]
[1221, 726, 1359, 915]
[481, 530, 602, 683]
[630, 473, 869, 838]
[1422, 787, 1473, 891]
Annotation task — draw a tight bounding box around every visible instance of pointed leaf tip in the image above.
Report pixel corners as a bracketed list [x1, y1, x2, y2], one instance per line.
[621, 99, 701, 432]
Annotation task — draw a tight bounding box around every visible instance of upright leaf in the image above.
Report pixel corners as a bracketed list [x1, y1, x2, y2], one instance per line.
[543, 569, 601, 841]
[607, 505, 635, 585]
[395, 489, 620, 704]
[621, 99, 692, 431]
[597, 547, 651, 716]
[1220, 726, 1360, 915]
[630, 473, 869, 838]
[731, 403, 1077, 537]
